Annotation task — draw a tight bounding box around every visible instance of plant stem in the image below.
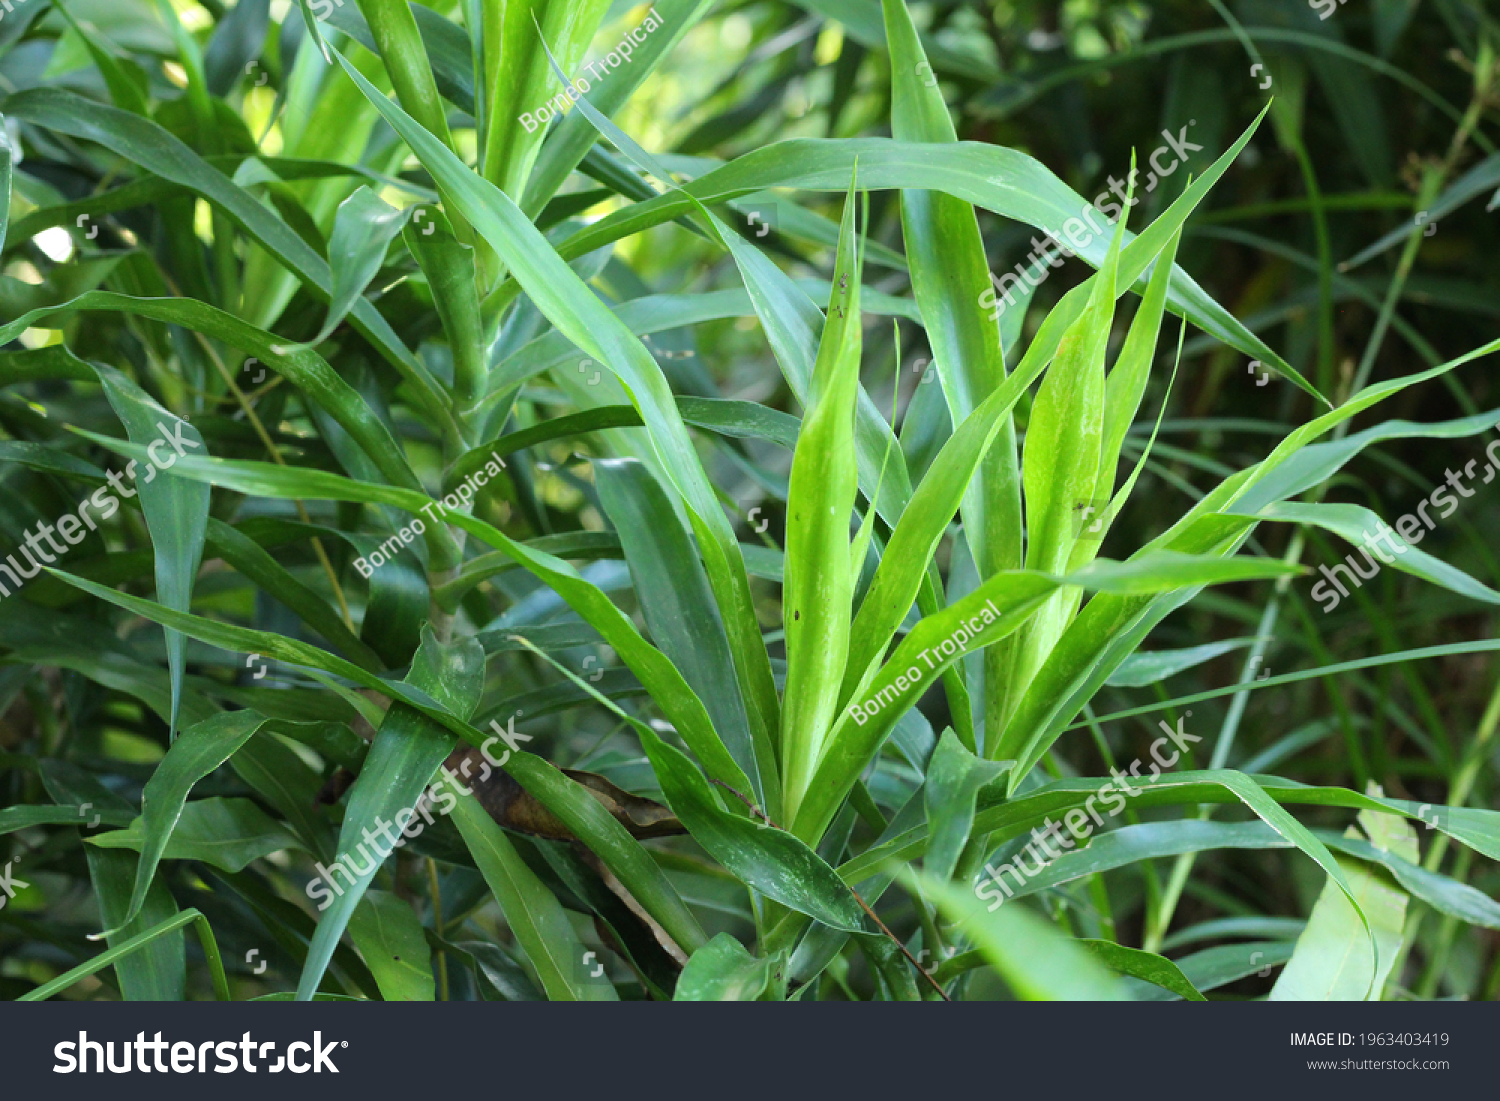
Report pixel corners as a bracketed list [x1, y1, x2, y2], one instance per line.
[427, 857, 449, 1001]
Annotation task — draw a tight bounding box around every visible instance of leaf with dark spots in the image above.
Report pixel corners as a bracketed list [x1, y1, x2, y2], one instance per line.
[446, 745, 683, 841]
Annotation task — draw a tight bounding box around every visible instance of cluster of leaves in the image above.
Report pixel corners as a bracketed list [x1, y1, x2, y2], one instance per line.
[2, 0, 1499, 1002]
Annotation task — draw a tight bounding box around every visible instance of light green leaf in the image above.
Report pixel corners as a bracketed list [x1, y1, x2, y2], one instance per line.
[883, 0, 1024, 736]
[999, 339, 1500, 789]
[1271, 804, 1417, 1001]
[901, 868, 1128, 1000]
[348, 889, 435, 1001]
[675, 934, 777, 1001]
[781, 175, 864, 825]
[1249, 500, 1500, 607]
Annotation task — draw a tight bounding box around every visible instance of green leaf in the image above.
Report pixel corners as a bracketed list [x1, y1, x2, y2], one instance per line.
[54, 0, 151, 115]
[404, 209, 486, 413]
[635, 718, 869, 934]
[800, 570, 1055, 842]
[295, 627, 480, 1000]
[447, 395, 800, 491]
[900, 867, 1127, 1000]
[595, 458, 766, 808]
[451, 939, 542, 1001]
[347, 889, 435, 1001]
[838, 134, 1255, 736]
[1067, 550, 1304, 593]
[205, 518, 382, 670]
[675, 933, 776, 1001]
[1078, 940, 1205, 1001]
[1105, 639, 1258, 688]
[0, 118, 10, 256]
[1237, 409, 1500, 515]
[476, 0, 611, 198]
[85, 847, 185, 1000]
[1095, 226, 1183, 526]
[1271, 804, 1417, 1001]
[522, 0, 715, 214]
[354, 0, 456, 152]
[97, 710, 295, 934]
[20, 908, 228, 1003]
[968, 811, 1490, 946]
[89, 797, 302, 873]
[883, 0, 1023, 735]
[556, 124, 1311, 397]
[300, 186, 413, 347]
[922, 728, 1007, 881]
[1013, 165, 1129, 701]
[1322, 832, 1500, 930]
[50, 553, 707, 957]
[799, 552, 1295, 843]
[1132, 941, 1295, 999]
[844, 770, 1500, 902]
[1247, 500, 1500, 607]
[998, 339, 1500, 789]
[975, 820, 1293, 907]
[4, 293, 429, 498]
[92, 365, 208, 739]
[451, 790, 616, 1001]
[1, 804, 134, 835]
[1137, 773, 1372, 966]
[333, 44, 781, 785]
[781, 175, 863, 825]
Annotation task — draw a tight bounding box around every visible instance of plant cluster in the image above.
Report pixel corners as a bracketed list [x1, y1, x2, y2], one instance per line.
[1, 0, 1498, 1002]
